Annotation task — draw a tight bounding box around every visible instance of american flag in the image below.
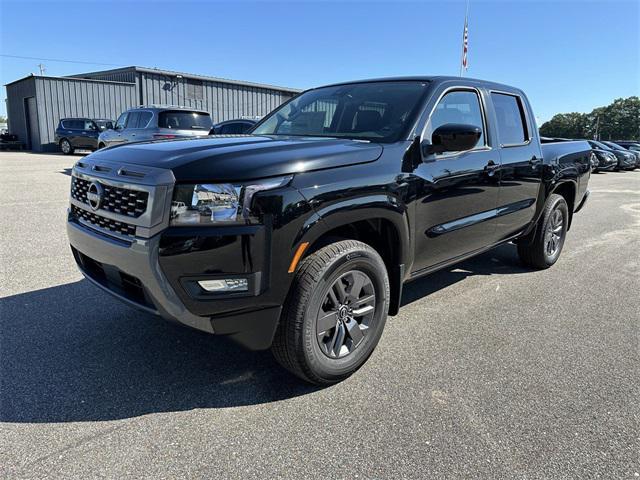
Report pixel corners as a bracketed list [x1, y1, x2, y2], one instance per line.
[461, 16, 469, 72]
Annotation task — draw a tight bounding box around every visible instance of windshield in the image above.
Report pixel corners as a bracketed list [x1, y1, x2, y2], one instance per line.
[158, 111, 212, 130]
[252, 81, 429, 143]
[591, 140, 613, 151]
[602, 141, 625, 151]
[94, 120, 113, 130]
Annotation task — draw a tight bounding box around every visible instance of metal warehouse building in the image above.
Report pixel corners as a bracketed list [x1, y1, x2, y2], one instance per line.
[5, 66, 300, 151]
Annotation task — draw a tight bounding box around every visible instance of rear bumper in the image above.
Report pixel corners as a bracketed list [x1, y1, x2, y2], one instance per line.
[67, 218, 282, 350]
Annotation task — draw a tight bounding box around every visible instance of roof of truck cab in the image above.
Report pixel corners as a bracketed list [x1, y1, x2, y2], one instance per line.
[318, 76, 523, 93]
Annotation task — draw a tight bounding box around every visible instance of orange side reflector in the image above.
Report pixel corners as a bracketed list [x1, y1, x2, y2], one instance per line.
[288, 242, 310, 273]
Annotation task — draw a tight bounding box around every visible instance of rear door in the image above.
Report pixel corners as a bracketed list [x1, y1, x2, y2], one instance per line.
[80, 119, 99, 148]
[128, 110, 153, 142]
[411, 87, 501, 273]
[490, 92, 543, 240]
[67, 120, 84, 147]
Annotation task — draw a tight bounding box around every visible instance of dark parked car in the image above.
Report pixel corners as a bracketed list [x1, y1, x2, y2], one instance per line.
[599, 141, 637, 169]
[67, 77, 591, 385]
[98, 106, 212, 148]
[55, 118, 114, 154]
[610, 140, 640, 167]
[209, 119, 257, 135]
[585, 140, 618, 171]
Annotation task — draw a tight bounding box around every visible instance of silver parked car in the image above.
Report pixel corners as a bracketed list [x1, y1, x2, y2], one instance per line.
[98, 105, 213, 148]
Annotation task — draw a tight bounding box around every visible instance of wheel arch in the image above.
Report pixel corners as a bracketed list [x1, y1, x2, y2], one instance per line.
[550, 180, 577, 229]
[293, 198, 412, 316]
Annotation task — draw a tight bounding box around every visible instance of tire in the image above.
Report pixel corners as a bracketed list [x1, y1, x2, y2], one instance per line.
[60, 139, 74, 155]
[98, 142, 106, 150]
[517, 194, 569, 269]
[272, 240, 390, 385]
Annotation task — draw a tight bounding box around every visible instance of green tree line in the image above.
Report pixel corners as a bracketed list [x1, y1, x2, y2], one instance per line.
[539, 96, 639, 141]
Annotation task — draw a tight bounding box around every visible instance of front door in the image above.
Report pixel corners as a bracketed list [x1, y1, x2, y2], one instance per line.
[411, 88, 501, 274]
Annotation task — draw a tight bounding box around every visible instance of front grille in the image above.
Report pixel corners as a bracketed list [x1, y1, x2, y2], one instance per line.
[71, 176, 149, 217]
[71, 205, 137, 237]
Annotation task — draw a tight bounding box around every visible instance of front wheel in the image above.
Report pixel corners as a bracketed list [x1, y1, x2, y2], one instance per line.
[272, 240, 390, 385]
[59, 139, 74, 155]
[517, 193, 569, 269]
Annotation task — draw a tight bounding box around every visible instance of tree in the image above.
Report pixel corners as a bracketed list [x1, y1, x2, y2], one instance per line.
[0, 115, 7, 124]
[540, 96, 639, 140]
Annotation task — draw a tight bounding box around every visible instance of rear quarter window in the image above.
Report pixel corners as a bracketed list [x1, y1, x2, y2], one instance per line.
[491, 93, 529, 146]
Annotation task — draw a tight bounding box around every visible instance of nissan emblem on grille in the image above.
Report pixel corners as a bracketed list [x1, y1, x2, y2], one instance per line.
[86, 182, 104, 211]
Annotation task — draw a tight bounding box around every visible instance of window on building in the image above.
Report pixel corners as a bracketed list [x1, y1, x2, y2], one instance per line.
[187, 80, 204, 101]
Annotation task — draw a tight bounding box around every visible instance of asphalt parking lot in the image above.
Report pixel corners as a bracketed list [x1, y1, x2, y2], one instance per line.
[1, 151, 638, 479]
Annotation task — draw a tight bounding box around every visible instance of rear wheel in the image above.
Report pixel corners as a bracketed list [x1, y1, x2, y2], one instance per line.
[517, 193, 569, 269]
[272, 240, 390, 385]
[60, 139, 74, 155]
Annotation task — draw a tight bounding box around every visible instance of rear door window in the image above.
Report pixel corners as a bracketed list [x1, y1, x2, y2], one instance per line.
[158, 111, 212, 130]
[137, 111, 152, 128]
[64, 120, 83, 129]
[491, 93, 529, 146]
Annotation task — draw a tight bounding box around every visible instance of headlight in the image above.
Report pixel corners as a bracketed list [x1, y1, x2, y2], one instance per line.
[170, 175, 292, 226]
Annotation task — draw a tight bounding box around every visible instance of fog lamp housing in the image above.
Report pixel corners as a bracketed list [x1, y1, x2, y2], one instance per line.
[198, 278, 248, 292]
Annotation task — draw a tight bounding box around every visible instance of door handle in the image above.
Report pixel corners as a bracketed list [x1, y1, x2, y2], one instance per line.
[484, 160, 499, 176]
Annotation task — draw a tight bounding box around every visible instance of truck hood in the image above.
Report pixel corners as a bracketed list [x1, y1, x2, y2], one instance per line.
[89, 135, 384, 182]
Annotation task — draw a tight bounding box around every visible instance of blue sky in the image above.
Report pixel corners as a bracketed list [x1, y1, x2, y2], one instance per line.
[1, 0, 638, 122]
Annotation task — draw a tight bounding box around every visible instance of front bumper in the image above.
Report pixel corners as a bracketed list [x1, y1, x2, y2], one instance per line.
[67, 217, 282, 350]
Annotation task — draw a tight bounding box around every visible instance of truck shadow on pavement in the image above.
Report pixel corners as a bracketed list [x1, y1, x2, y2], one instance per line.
[1, 244, 527, 424]
[401, 243, 528, 307]
[0, 281, 319, 424]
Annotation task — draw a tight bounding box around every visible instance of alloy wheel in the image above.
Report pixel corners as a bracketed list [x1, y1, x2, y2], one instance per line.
[545, 208, 564, 257]
[316, 270, 376, 358]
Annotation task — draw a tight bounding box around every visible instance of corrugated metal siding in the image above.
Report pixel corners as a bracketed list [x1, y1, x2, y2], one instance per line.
[6, 69, 296, 151]
[137, 71, 294, 123]
[72, 69, 137, 84]
[33, 77, 137, 150]
[5, 76, 37, 149]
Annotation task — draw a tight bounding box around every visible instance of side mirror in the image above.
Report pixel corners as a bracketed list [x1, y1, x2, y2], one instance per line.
[423, 123, 482, 156]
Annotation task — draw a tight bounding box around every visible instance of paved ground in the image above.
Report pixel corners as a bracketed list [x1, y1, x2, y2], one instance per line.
[1, 151, 638, 479]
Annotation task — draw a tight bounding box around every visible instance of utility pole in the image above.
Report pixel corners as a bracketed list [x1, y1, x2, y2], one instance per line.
[594, 115, 600, 140]
[37, 63, 46, 75]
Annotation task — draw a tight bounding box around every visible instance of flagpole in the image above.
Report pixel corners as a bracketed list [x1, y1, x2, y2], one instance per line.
[459, 0, 470, 77]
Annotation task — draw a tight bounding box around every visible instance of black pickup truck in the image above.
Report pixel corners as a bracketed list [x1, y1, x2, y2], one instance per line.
[67, 77, 591, 385]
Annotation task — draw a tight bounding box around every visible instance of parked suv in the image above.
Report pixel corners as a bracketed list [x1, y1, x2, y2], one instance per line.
[98, 106, 212, 148]
[55, 118, 114, 154]
[68, 77, 591, 385]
